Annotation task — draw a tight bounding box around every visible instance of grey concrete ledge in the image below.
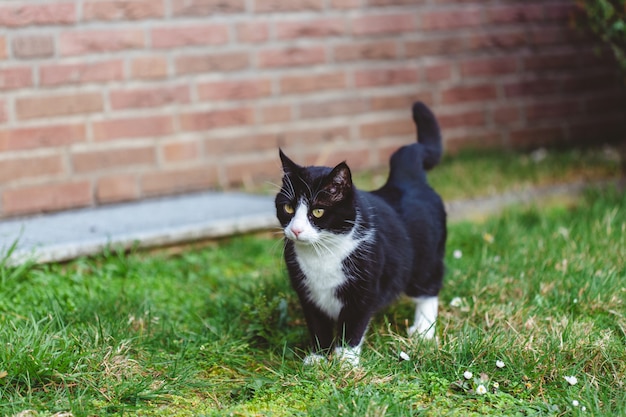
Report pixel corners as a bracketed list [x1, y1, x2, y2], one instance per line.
[1, 191, 278, 265]
[0, 180, 616, 265]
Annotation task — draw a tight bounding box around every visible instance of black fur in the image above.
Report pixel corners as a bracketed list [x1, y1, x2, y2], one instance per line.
[275, 101, 447, 357]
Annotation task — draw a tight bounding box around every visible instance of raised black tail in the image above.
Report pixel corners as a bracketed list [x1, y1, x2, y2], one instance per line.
[412, 101, 442, 171]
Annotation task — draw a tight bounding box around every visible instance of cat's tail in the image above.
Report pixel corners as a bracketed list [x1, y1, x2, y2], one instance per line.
[412, 101, 442, 171]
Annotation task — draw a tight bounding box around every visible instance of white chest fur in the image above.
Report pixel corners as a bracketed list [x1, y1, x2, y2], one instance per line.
[294, 230, 363, 320]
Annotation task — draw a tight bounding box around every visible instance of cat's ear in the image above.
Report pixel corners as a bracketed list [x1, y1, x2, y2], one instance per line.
[323, 162, 353, 203]
[279, 149, 300, 176]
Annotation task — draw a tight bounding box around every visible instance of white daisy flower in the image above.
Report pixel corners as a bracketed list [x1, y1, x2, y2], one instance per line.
[492, 382, 499, 390]
[476, 384, 487, 395]
[399, 351, 410, 361]
[463, 371, 473, 380]
[496, 360, 505, 368]
[453, 249, 462, 259]
[564, 375, 578, 386]
[450, 297, 463, 307]
[572, 400, 579, 407]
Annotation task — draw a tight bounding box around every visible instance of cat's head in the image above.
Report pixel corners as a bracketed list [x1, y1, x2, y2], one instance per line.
[275, 149, 356, 244]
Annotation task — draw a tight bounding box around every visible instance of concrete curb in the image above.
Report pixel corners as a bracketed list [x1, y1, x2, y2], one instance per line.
[0, 180, 615, 265]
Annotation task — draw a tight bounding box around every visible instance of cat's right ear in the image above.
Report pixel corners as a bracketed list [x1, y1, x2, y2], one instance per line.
[279, 149, 299, 176]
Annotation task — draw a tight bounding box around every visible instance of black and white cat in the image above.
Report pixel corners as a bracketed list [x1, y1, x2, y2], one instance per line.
[275, 102, 446, 366]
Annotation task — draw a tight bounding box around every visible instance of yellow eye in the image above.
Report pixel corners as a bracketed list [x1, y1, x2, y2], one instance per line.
[284, 204, 294, 214]
[311, 208, 325, 218]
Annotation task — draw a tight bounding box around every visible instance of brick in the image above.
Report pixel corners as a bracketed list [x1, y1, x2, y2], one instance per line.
[437, 109, 486, 129]
[300, 98, 368, 119]
[509, 126, 566, 148]
[486, 4, 544, 24]
[162, 139, 201, 163]
[544, 2, 577, 21]
[180, 108, 254, 132]
[197, 79, 272, 101]
[0, 67, 33, 90]
[40, 60, 124, 86]
[0, 124, 85, 151]
[0, 3, 76, 27]
[3, 181, 92, 216]
[460, 57, 519, 77]
[237, 22, 270, 43]
[109, 86, 190, 110]
[280, 71, 346, 94]
[12, 35, 55, 59]
[331, 0, 360, 8]
[425, 63, 452, 82]
[254, 0, 323, 13]
[276, 18, 346, 39]
[175, 52, 249, 74]
[258, 104, 292, 124]
[370, 92, 434, 111]
[504, 78, 560, 98]
[525, 100, 581, 122]
[420, 8, 483, 31]
[72, 146, 156, 173]
[151, 24, 229, 49]
[352, 13, 416, 36]
[281, 126, 350, 149]
[83, 1, 165, 21]
[441, 84, 498, 104]
[0, 100, 6, 123]
[359, 118, 414, 139]
[16, 92, 103, 120]
[405, 37, 466, 58]
[468, 30, 528, 51]
[60, 29, 144, 56]
[131, 56, 168, 79]
[93, 115, 174, 141]
[224, 158, 280, 186]
[0, 154, 64, 183]
[493, 105, 520, 125]
[96, 174, 138, 204]
[0, 37, 6, 59]
[172, 0, 246, 16]
[524, 50, 579, 72]
[258, 46, 326, 68]
[354, 67, 418, 87]
[369, 0, 420, 6]
[333, 40, 398, 61]
[205, 133, 278, 155]
[141, 167, 218, 196]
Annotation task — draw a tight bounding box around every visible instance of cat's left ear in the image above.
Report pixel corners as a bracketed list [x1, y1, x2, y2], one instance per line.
[323, 162, 353, 203]
[279, 148, 300, 176]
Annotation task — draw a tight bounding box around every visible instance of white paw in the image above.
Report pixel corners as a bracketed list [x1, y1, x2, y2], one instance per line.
[334, 346, 360, 367]
[408, 323, 436, 340]
[303, 353, 326, 366]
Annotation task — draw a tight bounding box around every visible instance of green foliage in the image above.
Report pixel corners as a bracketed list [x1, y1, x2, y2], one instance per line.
[577, 0, 626, 73]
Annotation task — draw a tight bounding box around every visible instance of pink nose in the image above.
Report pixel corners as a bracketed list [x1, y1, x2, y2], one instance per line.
[290, 226, 303, 238]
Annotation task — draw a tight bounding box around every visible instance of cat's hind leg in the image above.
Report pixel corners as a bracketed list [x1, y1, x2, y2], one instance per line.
[408, 296, 438, 339]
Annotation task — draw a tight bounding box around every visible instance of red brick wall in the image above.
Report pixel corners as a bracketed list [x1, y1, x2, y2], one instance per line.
[0, 0, 624, 218]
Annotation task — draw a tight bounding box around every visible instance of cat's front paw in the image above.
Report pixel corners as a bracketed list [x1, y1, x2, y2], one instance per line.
[303, 353, 327, 366]
[334, 346, 361, 367]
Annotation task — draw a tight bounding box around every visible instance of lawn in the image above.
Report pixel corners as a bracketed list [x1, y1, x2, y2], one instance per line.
[0, 148, 624, 416]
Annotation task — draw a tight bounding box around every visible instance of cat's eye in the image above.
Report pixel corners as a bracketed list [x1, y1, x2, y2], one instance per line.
[284, 204, 295, 214]
[311, 208, 325, 218]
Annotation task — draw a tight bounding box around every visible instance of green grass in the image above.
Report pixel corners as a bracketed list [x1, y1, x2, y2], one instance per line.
[1, 148, 625, 416]
[352, 146, 621, 200]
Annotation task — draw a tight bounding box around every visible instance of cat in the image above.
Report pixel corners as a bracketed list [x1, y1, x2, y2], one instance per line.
[275, 101, 446, 366]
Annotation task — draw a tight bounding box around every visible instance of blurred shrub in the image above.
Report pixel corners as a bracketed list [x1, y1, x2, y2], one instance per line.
[576, 0, 626, 73]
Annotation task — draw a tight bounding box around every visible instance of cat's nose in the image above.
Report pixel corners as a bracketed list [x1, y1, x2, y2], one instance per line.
[290, 226, 303, 238]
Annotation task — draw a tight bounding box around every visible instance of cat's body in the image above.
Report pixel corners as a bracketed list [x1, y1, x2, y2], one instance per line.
[275, 102, 446, 366]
